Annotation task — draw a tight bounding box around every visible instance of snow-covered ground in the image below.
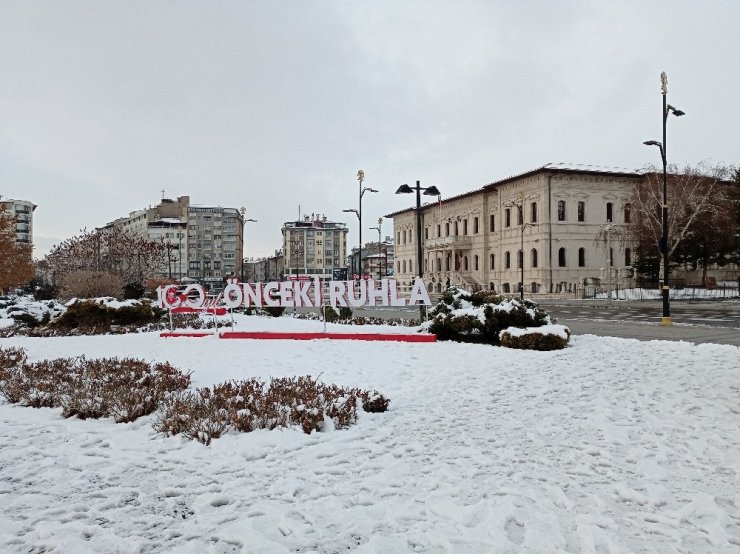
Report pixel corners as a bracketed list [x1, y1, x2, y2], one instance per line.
[595, 286, 739, 301]
[1, 314, 739, 553]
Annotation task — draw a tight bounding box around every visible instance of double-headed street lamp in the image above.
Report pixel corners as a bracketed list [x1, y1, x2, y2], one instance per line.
[395, 180, 440, 287]
[643, 71, 685, 326]
[369, 217, 383, 279]
[344, 170, 378, 278]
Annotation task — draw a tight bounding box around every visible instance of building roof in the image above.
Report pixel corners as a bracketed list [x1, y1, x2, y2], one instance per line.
[384, 163, 644, 218]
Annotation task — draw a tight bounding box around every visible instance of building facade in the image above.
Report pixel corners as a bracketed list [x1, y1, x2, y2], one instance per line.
[107, 195, 244, 285]
[282, 214, 348, 280]
[0, 199, 36, 245]
[387, 164, 643, 295]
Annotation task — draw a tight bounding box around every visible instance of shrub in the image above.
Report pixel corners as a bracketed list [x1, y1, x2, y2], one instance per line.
[0, 352, 191, 422]
[123, 282, 145, 300]
[58, 270, 124, 300]
[155, 376, 390, 444]
[338, 306, 353, 320]
[49, 299, 161, 333]
[499, 325, 570, 351]
[261, 306, 286, 317]
[424, 287, 552, 345]
[322, 306, 340, 323]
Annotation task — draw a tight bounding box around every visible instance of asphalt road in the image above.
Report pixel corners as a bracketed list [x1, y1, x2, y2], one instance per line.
[347, 299, 740, 347]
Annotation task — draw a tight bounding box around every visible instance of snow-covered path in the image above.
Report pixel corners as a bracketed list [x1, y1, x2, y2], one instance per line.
[1, 324, 739, 553]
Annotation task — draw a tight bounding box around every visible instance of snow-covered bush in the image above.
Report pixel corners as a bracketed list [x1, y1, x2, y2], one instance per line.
[499, 324, 570, 351]
[50, 298, 162, 333]
[155, 376, 390, 444]
[58, 270, 124, 300]
[423, 287, 552, 345]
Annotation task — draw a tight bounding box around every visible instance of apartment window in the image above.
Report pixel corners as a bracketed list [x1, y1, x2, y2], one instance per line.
[557, 200, 566, 221]
[558, 247, 567, 267]
[505, 251, 511, 269]
[606, 202, 614, 222]
[189, 261, 200, 269]
[474, 255, 479, 270]
[577, 201, 585, 222]
[625, 248, 632, 266]
[463, 219, 468, 235]
[490, 253, 495, 270]
[505, 208, 511, 228]
[578, 248, 585, 267]
[517, 249, 523, 269]
[531, 249, 538, 268]
[530, 203, 537, 223]
[489, 214, 495, 232]
[624, 203, 631, 224]
[473, 217, 479, 234]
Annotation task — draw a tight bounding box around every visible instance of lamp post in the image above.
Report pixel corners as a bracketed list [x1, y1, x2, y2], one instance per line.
[342, 208, 360, 276]
[396, 181, 441, 317]
[239, 207, 258, 282]
[643, 71, 685, 326]
[517, 210, 535, 302]
[369, 217, 383, 279]
[345, 172, 378, 279]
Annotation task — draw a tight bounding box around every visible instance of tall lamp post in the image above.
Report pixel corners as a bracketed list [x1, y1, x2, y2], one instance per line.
[517, 209, 535, 302]
[643, 71, 685, 326]
[345, 172, 378, 278]
[369, 217, 383, 279]
[239, 207, 258, 282]
[396, 181, 441, 316]
[342, 208, 360, 276]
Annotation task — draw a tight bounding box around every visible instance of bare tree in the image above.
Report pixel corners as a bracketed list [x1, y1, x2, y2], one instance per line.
[628, 162, 735, 281]
[0, 203, 35, 293]
[45, 227, 169, 287]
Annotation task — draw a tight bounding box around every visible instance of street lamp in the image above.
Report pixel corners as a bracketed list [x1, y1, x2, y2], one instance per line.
[369, 217, 383, 279]
[517, 214, 535, 302]
[643, 71, 685, 326]
[346, 172, 378, 279]
[342, 208, 360, 276]
[239, 207, 258, 282]
[396, 181, 440, 316]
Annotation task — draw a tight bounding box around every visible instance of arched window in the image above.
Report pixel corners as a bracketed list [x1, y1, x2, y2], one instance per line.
[489, 282, 495, 291]
[505, 251, 511, 269]
[557, 200, 566, 221]
[445, 222, 450, 236]
[606, 202, 614, 222]
[530, 202, 538, 223]
[578, 248, 585, 267]
[505, 208, 511, 227]
[625, 248, 632, 266]
[517, 249, 523, 269]
[558, 247, 566, 267]
[490, 253, 495, 270]
[577, 201, 585, 222]
[624, 203, 631, 224]
[474, 255, 479, 270]
[531, 248, 538, 268]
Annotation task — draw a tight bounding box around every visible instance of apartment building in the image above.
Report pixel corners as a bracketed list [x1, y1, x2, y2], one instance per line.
[0, 198, 36, 245]
[107, 195, 244, 285]
[282, 214, 348, 280]
[387, 164, 643, 295]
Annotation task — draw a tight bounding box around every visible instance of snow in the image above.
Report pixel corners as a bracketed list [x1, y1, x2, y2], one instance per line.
[596, 287, 739, 301]
[501, 323, 570, 339]
[1, 314, 740, 553]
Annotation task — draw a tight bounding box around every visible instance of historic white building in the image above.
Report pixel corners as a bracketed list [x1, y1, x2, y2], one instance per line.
[387, 164, 642, 296]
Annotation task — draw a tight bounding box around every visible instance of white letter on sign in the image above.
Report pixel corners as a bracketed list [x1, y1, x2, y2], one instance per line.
[263, 282, 280, 307]
[408, 277, 432, 305]
[366, 278, 389, 306]
[389, 279, 406, 306]
[329, 281, 347, 307]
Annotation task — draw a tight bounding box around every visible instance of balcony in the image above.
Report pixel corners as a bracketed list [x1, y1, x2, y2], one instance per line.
[425, 236, 473, 249]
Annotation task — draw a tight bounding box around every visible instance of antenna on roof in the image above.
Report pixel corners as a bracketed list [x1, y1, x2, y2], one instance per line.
[161, 189, 165, 199]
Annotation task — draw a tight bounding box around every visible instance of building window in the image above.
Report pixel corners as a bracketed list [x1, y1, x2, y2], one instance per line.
[445, 222, 450, 236]
[530, 203, 537, 223]
[517, 207, 523, 226]
[531, 249, 538, 268]
[517, 249, 523, 269]
[463, 256, 468, 271]
[396, 261, 400, 273]
[397, 231, 400, 244]
[402, 260, 406, 273]
[577, 201, 585, 222]
[437, 224, 441, 237]
[606, 202, 613, 222]
[463, 219, 468, 235]
[474, 255, 479, 270]
[425, 227, 429, 240]
[578, 248, 585, 267]
[505, 208, 511, 228]
[490, 253, 495, 270]
[473, 217, 479, 234]
[436, 258, 442, 271]
[558, 247, 567, 267]
[489, 214, 495, 232]
[409, 259, 413, 273]
[505, 251, 511, 269]
[625, 247, 632, 266]
[557, 200, 566, 221]
[624, 203, 631, 224]
[445, 254, 451, 271]
[454, 221, 459, 236]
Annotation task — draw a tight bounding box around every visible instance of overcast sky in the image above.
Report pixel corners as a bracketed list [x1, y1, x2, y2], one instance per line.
[1, 1, 738, 259]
